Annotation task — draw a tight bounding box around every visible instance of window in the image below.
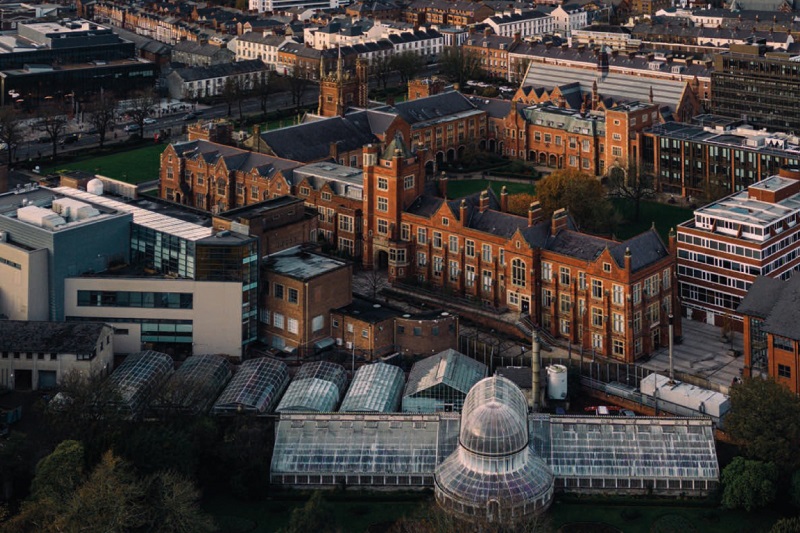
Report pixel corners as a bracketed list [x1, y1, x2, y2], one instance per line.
[449, 261, 459, 281]
[482, 270, 492, 292]
[582, 139, 590, 152]
[339, 238, 354, 256]
[663, 268, 671, 289]
[508, 291, 520, 306]
[613, 339, 625, 358]
[511, 258, 526, 287]
[362, 329, 369, 338]
[401, 224, 410, 241]
[321, 191, 331, 201]
[378, 219, 388, 234]
[647, 302, 660, 325]
[288, 288, 299, 304]
[466, 265, 475, 287]
[633, 283, 641, 304]
[603, 262, 611, 273]
[612, 146, 623, 157]
[273, 313, 285, 329]
[592, 279, 603, 299]
[592, 308, 603, 327]
[482, 244, 492, 262]
[449, 235, 458, 252]
[377, 177, 388, 190]
[418, 252, 427, 266]
[433, 232, 442, 248]
[404, 175, 414, 190]
[339, 216, 353, 232]
[466, 240, 475, 257]
[560, 267, 570, 286]
[274, 283, 284, 299]
[434, 256, 443, 275]
[778, 364, 792, 378]
[560, 319, 570, 335]
[413, 327, 422, 336]
[442, 217, 449, 226]
[332, 318, 339, 328]
[612, 284, 623, 305]
[578, 272, 586, 290]
[613, 312, 624, 334]
[633, 311, 642, 333]
[560, 294, 571, 313]
[499, 249, 505, 266]
[377, 197, 389, 212]
[287, 318, 299, 334]
[542, 262, 552, 281]
[542, 289, 553, 307]
[417, 228, 427, 244]
[592, 333, 603, 351]
[774, 336, 793, 351]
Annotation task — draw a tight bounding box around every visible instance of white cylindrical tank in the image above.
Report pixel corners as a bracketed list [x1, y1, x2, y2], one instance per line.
[87, 178, 104, 195]
[546, 364, 568, 400]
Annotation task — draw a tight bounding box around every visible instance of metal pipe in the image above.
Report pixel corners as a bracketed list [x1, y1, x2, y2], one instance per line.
[668, 314, 675, 384]
[532, 331, 541, 412]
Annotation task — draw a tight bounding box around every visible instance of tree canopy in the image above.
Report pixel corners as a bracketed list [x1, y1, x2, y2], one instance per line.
[724, 377, 800, 470]
[721, 457, 778, 512]
[535, 169, 617, 234]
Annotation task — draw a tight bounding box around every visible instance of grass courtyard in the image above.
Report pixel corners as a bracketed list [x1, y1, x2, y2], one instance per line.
[612, 199, 694, 242]
[44, 144, 167, 184]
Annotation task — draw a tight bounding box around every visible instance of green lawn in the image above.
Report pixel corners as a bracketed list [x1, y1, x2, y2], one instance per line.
[612, 199, 694, 242]
[44, 144, 167, 184]
[446, 178, 535, 199]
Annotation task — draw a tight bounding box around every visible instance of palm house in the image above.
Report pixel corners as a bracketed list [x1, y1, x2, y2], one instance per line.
[339, 362, 405, 413]
[435, 376, 554, 523]
[276, 361, 348, 413]
[212, 357, 289, 415]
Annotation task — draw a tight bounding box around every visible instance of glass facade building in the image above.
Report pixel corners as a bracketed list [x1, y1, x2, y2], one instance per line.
[339, 362, 405, 413]
[212, 357, 289, 415]
[150, 354, 231, 415]
[107, 350, 174, 418]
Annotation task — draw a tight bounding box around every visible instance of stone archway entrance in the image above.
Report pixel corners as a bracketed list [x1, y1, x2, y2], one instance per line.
[377, 250, 389, 270]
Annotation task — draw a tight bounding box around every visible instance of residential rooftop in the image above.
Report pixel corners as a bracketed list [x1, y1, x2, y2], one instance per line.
[265, 245, 348, 279]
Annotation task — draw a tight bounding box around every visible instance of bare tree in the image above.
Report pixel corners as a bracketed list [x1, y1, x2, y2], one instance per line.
[223, 77, 237, 117]
[606, 159, 655, 222]
[287, 64, 313, 113]
[440, 46, 483, 88]
[37, 99, 70, 158]
[85, 92, 117, 149]
[252, 71, 272, 115]
[391, 52, 424, 86]
[370, 55, 393, 90]
[0, 107, 25, 167]
[126, 88, 157, 136]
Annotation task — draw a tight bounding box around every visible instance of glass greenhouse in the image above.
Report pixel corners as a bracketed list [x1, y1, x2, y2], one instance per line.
[435, 377, 555, 523]
[402, 349, 487, 413]
[270, 412, 461, 486]
[339, 362, 405, 413]
[276, 361, 348, 413]
[150, 354, 231, 415]
[108, 350, 174, 418]
[211, 357, 289, 415]
[529, 415, 720, 493]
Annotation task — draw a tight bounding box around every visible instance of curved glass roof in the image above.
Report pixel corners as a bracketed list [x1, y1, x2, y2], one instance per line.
[460, 376, 529, 456]
[150, 354, 231, 415]
[108, 350, 174, 417]
[295, 361, 348, 393]
[212, 357, 289, 415]
[277, 379, 340, 413]
[339, 362, 405, 413]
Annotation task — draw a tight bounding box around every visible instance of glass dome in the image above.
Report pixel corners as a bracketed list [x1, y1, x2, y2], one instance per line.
[435, 376, 554, 524]
[460, 377, 529, 456]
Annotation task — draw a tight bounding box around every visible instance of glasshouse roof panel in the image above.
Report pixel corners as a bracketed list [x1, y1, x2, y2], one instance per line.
[108, 350, 173, 416]
[404, 349, 487, 398]
[339, 362, 405, 413]
[150, 354, 231, 414]
[212, 357, 289, 415]
[294, 361, 348, 393]
[276, 378, 340, 413]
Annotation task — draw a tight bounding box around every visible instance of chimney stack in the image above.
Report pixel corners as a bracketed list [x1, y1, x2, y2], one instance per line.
[500, 185, 508, 212]
[551, 208, 568, 236]
[479, 189, 490, 212]
[440, 173, 448, 198]
[460, 199, 468, 224]
[624, 246, 631, 272]
[528, 201, 542, 226]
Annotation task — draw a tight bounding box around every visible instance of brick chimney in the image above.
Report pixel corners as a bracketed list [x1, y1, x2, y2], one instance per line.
[551, 208, 568, 236]
[460, 199, 468, 224]
[500, 185, 508, 212]
[479, 189, 490, 212]
[329, 141, 339, 161]
[624, 246, 631, 271]
[440, 174, 448, 198]
[528, 201, 542, 227]
[668, 227, 677, 256]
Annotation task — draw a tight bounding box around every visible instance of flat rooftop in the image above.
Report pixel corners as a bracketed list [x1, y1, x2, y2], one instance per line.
[221, 195, 304, 219]
[293, 162, 364, 187]
[265, 246, 348, 280]
[691, 176, 800, 227]
[335, 296, 402, 323]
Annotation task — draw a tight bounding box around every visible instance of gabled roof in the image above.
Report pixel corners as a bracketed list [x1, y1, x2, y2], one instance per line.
[381, 90, 478, 126]
[172, 139, 300, 176]
[608, 228, 670, 272]
[758, 274, 800, 340]
[259, 111, 379, 162]
[0, 321, 108, 354]
[404, 349, 488, 398]
[737, 275, 784, 319]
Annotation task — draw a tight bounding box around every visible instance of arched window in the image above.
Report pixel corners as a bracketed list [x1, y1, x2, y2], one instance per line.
[512, 258, 526, 288]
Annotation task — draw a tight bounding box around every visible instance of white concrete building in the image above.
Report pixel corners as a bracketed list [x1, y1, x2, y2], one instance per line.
[248, 0, 338, 14]
[233, 33, 292, 67]
[484, 10, 554, 39]
[550, 4, 588, 37]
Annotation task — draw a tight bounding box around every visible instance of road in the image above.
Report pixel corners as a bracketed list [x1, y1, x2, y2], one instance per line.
[14, 88, 321, 164]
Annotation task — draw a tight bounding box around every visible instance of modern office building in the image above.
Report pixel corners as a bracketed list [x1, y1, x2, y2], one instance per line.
[711, 43, 800, 134]
[677, 168, 800, 327]
[642, 118, 800, 199]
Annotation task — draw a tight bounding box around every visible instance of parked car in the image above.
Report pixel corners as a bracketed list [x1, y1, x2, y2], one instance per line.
[182, 112, 198, 121]
[143, 117, 157, 125]
[124, 124, 141, 133]
[619, 409, 636, 417]
[59, 133, 79, 145]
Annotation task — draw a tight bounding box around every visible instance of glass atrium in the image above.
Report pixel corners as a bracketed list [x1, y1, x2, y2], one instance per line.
[150, 354, 231, 415]
[108, 350, 174, 418]
[339, 362, 405, 413]
[212, 357, 289, 415]
[402, 349, 487, 413]
[276, 361, 348, 413]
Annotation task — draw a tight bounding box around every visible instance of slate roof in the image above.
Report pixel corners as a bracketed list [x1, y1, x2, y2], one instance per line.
[608, 228, 671, 272]
[737, 275, 784, 319]
[488, 10, 551, 24]
[0, 321, 108, 354]
[758, 274, 800, 340]
[468, 96, 512, 119]
[380, 90, 478, 127]
[172, 40, 231, 58]
[259, 111, 379, 162]
[546, 230, 611, 262]
[173, 139, 301, 176]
